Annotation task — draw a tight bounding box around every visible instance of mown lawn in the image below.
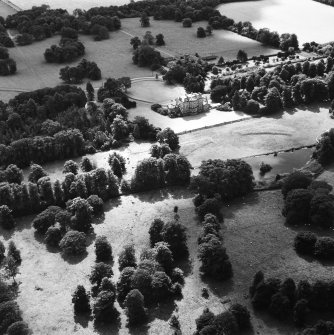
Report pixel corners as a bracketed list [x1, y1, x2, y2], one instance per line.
[122, 18, 278, 59]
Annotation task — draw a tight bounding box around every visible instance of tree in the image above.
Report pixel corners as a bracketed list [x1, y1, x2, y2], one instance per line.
[5, 165, 23, 184]
[154, 242, 174, 273]
[229, 304, 251, 330]
[0, 205, 15, 230]
[196, 198, 221, 220]
[6, 321, 31, 335]
[116, 267, 136, 303]
[314, 237, 334, 258]
[149, 219, 164, 247]
[237, 50, 248, 62]
[119, 244, 137, 271]
[269, 292, 290, 319]
[90, 263, 113, 286]
[95, 236, 113, 262]
[63, 160, 79, 174]
[28, 164, 48, 183]
[86, 82, 95, 101]
[281, 171, 312, 198]
[157, 128, 179, 150]
[130, 36, 141, 49]
[67, 198, 93, 233]
[151, 271, 173, 300]
[294, 231, 317, 255]
[93, 290, 117, 322]
[155, 33, 165, 46]
[161, 221, 188, 258]
[282, 189, 313, 225]
[310, 194, 334, 228]
[108, 152, 126, 178]
[87, 195, 104, 215]
[197, 27, 206, 38]
[7, 241, 21, 265]
[72, 285, 91, 314]
[45, 226, 62, 247]
[131, 157, 165, 192]
[80, 157, 94, 172]
[140, 13, 150, 27]
[4, 256, 19, 283]
[0, 241, 5, 263]
[265, 87, 282, 114]
[59, 231, 86, 256]
[0, 301, 22, 334]
[124, 289, 147, 325]
[294, 299, 309, 326]
[191, 159, 254, 200]
[198, 235, 232, 280]
[182, 18, 192, 28]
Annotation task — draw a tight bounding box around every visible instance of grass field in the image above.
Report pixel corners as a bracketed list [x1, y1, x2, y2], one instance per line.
[2, 186, 334, 335]
[1, 16, 278, 102]
[122, 18, 278, 59]
[218, 0, 334, 44]
[0, 1, 16, 18]
[1, 30, 152, 102]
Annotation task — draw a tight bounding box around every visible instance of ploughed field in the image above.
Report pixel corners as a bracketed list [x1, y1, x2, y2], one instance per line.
[218, 0, 334, 44]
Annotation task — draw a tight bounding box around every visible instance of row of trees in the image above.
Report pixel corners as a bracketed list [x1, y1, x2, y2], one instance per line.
[5, 6, 121, 45]
[250, 271, 334, 326]
[281, 172, 334, 229]
[210, 57, 334, 114]
[0, 46, 16, 76]
[294, 231, 334, 260]
[60, 58, 101, 84]
[198, 214, 232, 280]
[125, 148, 191, 193]
[0, 241, 31, 335]
[194, 304, 251, 335]
[0, 161, 119, 217]
[313, 128, 334, 165]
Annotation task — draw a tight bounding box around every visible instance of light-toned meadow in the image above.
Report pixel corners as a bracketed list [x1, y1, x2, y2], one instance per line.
[218, 0, 334, 45]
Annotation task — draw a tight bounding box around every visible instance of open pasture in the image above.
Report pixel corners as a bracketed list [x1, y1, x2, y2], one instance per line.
[218, 0, 334, 45]
[122, 18, 278, 59]
[2, 187, 334, 334]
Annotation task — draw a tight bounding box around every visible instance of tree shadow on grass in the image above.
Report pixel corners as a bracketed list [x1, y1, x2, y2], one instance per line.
[74, 312, 93, 329]
[132, 186, 194, 204]
[128, 323, 150, 335]
[222, 192, 260, 220]
[94, 315, 122, 335]
[201, 275, 235, 299]
[175, 255, 193, 277]
[147, 298, 176, 323]
[61, 251, 88, 265]
[253, 309, 294, 334]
